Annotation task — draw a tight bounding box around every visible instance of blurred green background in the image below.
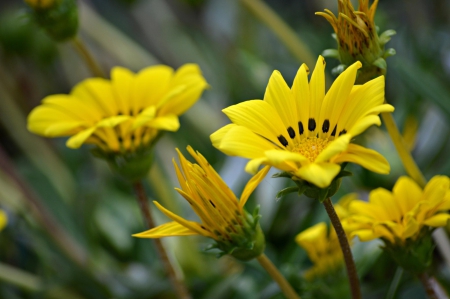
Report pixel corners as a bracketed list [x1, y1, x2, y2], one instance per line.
[0, 0, 450, 298]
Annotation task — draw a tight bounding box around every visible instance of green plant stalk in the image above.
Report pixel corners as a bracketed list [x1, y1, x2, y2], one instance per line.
[72, 36, 105, 78]
[385, 267, 403, 299]
[132, 181, 192, 299]
[323, 198, 361, 299]
[381, 112, 426, 188]
[239, 0, 315, 68]
[256, 254, 301, 299]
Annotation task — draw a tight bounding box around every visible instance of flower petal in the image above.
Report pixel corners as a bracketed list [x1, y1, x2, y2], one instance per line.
[111, 66, 135, 114]
[295, 162, 341, 188]
[132, 221, 199, 238]
[315, 134, 351, 163]
[332, 143, 390, 174]
[239, 165, 271, 209]
[308, 56, 326, 136]
[423, 214, 450, 227]
[392, 176, 423, 215]
[145, 114, 180, 131]
[66, 127, 97, 149]
[292, 64, 311, 134]
[133, 65, 173, 111]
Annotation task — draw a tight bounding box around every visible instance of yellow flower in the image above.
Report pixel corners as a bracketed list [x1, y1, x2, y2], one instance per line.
[24, 0, 56, 9]
[0, 210, 7, 231]
[211, 56, 393, 189]
[28, 64, 208, 153]
[317, 0, 396, 83]
[133, 146, 270, 261]
[349, 176, 450, 245]
[296, 195, 355, 280]
[296, 222, 344, 280]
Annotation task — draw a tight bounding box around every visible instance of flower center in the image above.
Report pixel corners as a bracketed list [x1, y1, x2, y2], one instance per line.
[292, 137, 330, 162]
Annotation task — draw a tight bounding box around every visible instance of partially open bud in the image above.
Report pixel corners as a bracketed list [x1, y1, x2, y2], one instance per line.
[24, 0, 78, 42]
[316, 0, 396, 83]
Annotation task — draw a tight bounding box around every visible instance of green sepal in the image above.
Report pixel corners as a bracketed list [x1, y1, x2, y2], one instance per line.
[322, 49, 340, 59]
[332, 64, 347, 76]
[272, 171, 292, 179]
[29, 0, 78, 42]
[276, 186, 300, 200]
[383, 229, 435, 275]
[384, 48, 396, 58]
[372, 58, 387, 70]
[379, 29, 397, 45]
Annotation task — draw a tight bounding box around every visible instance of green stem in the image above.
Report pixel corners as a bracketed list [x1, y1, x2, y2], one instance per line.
[381, 112, 426, 188]
[132, 181, 192, 299]
[323, 198, 361, 299]
[256, 254, 301, 299]
[385, 267, 403, 299]
[71, 36, 106, 78]
[239, 0, 315, 68]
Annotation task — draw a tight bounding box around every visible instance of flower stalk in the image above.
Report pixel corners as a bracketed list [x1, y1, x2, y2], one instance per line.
[256, 254, 301, 299]
[132, 181, 192, 299]
[323, 198, 361, 299]
[71, 36, 105, 78]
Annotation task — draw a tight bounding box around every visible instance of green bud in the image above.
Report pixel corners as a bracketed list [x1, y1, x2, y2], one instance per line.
[26, 0, 78, 42]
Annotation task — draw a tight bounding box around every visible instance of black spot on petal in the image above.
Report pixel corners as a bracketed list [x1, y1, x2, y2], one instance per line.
[331, 125, 337, 137]
[308, 118, 316, 131]
[209, 200, 216, 208]
[322, 119, 330, 133]
[298, 121, 304, 135]
[118, 137, 123, 143]
[339, 129, 347, 136]
[278, 135, 288, 147]
[287, 127, 295, 139]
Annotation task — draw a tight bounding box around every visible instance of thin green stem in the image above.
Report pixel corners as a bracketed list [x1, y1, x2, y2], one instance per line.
[385, 267, 403, 299]
[323, 198, 361, 299]
[132, 181, 192, 299]
[256, 254, 301, 299]
[381, 112, 426, 188]
[239, 0, 315, 68]
[71, 36, 106, 78]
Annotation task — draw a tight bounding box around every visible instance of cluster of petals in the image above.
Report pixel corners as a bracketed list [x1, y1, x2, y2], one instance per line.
[211, 55, 394, 188]
[27, 64, 208, 153]
[349, 175, 450, 244]
[133, 146, 270, 241]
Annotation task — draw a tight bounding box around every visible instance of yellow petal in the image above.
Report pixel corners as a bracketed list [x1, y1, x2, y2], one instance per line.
[153, 201, 213, 238]
[132, 106, 156, 130]
[245, 157, 269, 174]
[423, 214, 450, 227]
[264, 70, 298, 133]
[347, 115, 381, 137]
[239, 165, 271, 209]
[132, 221, 199, 238]
[0, 210, 7, 231]
[349, 200, 386, 220]
[222, 100, 287, 146]
[43, 94, 101, 122]
[332, 143, 390, 174]
[214, 125, 277, 159]
[319, 61, 361, 139]
[292, 64, 311, 134]
[66, 127, 97, 149]
[72, 78, 118, 116]
[295, 162, 341, 188]
[210, 124, 235, 149]
[264, 149, 309, 166]
[369, 188, 401, 221]
[111, 67, 135, 114]
[352, 229, 378, 242]
[315, 134, 351, 163]
[133, 65, 173, 111]
[392, 176, 423, 215]
[145, 114, 180, 131]
[308, 56, 326, 136]
[97, 115, 131, 128]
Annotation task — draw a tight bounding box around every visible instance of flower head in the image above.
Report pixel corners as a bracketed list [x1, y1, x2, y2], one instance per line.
[133, 146, 269, 261]
[349, 175, 450, 245]
[211, 56, 393, 189]
[0, 210, 7, 232]
[317, 0, 396, 83]
[28, 64, 208, 180]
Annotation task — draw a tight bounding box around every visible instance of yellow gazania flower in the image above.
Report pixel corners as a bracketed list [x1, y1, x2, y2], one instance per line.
[296, 195, 355, 280]
[0, 210, 7, 231]
[211, 56, 393, 188]
[133, 146, 270, 261]
[349, 175, 450, 245]
[296, 222, 345, 281]
[317, 0, 395, 83]
[28, 64, 208, 153]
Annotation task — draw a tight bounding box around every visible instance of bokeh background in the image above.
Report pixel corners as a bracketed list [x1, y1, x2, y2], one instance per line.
[0, 0, 450, 298]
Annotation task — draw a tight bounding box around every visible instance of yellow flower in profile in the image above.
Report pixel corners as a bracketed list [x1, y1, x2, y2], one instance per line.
[317, 0, 396, 83]
[211, 56, 393, 189]
[133, 146, 270, 261]
[28, 64, 208, 153]
[296, 222, 344, 281]
[0, 210, 7, 231]
[349, 176, 450, 244]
